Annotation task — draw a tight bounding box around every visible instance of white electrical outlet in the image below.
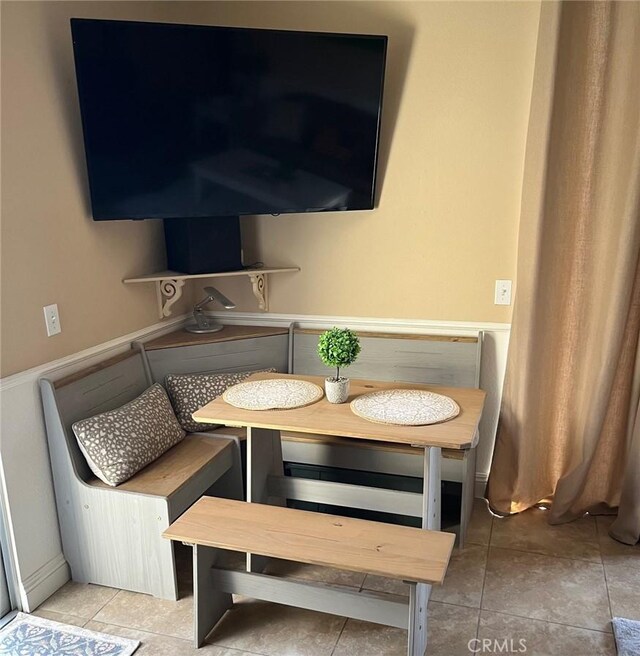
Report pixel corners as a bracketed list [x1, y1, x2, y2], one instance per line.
[494, 280, 512, 305]
[43, 304, 62, 337]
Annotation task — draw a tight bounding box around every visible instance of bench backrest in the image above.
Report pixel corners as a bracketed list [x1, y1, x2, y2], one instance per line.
[137, 333, 289, 384]
[291, 329, 481, 388]
[40, 350, 151, 482]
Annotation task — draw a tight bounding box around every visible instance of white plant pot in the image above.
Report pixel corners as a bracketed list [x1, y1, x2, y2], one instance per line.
[325, 377, 350, 404]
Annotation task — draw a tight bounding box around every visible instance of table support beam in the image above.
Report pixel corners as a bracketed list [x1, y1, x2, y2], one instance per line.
[267, 475, 423, 517]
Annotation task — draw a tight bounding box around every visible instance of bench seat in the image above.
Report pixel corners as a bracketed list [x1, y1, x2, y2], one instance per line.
[40, 350, 244, 601]
[164, 497, 454, 654]
[88, 432, 241, 498]
[164, 496, 453, 585]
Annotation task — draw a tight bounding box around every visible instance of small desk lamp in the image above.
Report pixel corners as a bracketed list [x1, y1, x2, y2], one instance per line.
[185, 286, 236, 334]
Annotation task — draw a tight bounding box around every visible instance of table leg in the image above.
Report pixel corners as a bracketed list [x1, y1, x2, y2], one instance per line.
[408, 446, 442, 656]
[422, 446, 441, 532]
[246, 426, 284, 572]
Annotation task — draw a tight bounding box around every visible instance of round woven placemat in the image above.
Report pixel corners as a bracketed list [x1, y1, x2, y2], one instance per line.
[222, 378, 324, 410]
[350, 389, 460, 426]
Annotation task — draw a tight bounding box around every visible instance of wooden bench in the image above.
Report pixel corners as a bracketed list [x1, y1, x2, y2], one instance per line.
[135, 325, 481, 544]
[40, 349, 245, 600]
[164, 497, 455, 655]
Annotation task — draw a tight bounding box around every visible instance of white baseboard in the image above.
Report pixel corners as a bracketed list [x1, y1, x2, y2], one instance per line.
[475, 473, 488, 499]
[19, 554, 69, 612]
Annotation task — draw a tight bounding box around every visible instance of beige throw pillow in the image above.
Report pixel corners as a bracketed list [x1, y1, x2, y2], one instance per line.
[165, 369, 276, 433]
[72, 383, 185, 487]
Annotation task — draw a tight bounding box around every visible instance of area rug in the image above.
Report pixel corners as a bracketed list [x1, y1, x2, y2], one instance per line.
[612, 617, 640, 656]
[0, 612, 139, 655]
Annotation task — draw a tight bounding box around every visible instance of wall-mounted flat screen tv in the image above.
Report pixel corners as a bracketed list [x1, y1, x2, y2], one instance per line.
[71, 19, 387, 220]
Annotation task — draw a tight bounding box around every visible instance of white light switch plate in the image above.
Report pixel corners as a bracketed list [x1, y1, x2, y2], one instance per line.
[43, 304, 62, 336]
[494, 280, 512, 305]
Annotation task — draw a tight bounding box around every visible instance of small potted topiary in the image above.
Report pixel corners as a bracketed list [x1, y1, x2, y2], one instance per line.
[317, 327, 361, 403]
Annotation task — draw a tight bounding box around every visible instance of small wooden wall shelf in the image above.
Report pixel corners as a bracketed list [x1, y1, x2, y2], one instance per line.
[123, 267, 299, 318]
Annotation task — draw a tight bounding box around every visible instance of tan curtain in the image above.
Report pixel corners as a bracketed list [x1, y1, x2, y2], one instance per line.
[486, 1, 640, 545]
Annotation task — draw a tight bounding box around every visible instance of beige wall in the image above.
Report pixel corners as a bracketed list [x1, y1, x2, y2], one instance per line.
[0, 2, 191, 377]
[1, 1, 540, 377]
[179, 1, 541, 322]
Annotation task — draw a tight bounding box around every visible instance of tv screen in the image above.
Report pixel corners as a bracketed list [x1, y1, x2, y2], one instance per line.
[71, 19, 387, 220]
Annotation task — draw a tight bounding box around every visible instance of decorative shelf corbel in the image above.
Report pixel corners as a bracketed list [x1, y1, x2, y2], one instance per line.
[248, 272, 268, 311]
[123, 267, 299, 319]
[155, 278, 186, 318]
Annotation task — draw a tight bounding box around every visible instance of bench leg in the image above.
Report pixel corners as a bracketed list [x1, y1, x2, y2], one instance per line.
[408, 582, 429, 656]
[193, 544, 232, 648]
[246, 427, 284, 573]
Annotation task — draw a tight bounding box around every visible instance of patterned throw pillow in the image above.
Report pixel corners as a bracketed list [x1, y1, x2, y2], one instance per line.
[165, 369, 276, 433]
[72, 383, 185, 487]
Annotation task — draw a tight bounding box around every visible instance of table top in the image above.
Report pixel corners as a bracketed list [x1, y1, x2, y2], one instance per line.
[193, 372, 486, 450]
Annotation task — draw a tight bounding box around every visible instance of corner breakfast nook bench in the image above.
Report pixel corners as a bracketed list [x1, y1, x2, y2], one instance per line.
[164, 371, 484, 655]
[164, 497, 455, 656]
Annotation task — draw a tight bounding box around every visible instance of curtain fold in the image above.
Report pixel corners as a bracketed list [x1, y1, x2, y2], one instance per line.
[487, 1, 640, 544]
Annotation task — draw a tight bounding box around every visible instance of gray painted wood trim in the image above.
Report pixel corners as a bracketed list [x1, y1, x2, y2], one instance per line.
[210, 568, 410, 629]
[267, 475, 423, 517]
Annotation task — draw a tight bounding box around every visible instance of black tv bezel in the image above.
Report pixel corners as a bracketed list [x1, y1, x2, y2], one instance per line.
[70, 18, 388, 221]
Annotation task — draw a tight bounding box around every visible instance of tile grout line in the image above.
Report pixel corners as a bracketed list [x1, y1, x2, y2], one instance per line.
[487, 543, 603, 564]
[477, 606, 615, 636]
[87, 586, 121, 623]
[83, 614, 192, 642]
[481, 520, 613, 637]
[595, 518, 616, 626]
[329, 617, 349, 656]
[476, 509, 494, 640]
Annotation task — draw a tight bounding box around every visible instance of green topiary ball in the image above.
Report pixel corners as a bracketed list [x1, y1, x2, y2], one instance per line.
[317, 327, 361, 380]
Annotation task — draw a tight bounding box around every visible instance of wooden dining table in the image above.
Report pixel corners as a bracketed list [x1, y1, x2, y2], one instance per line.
[193, 371, 485, 544]
[190, 371, 485, 653]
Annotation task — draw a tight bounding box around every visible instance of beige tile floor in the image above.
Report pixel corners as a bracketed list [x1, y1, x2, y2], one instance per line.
[34, 502, 639, 656]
